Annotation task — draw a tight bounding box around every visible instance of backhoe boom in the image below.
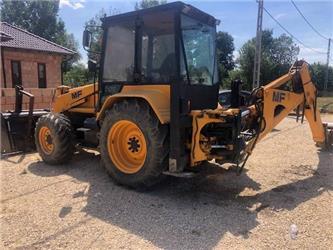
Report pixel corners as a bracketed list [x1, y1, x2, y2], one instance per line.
[257, 60, 326, 145]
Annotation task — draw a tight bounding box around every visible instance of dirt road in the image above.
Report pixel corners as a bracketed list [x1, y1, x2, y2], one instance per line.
[1, 115, 333, 249]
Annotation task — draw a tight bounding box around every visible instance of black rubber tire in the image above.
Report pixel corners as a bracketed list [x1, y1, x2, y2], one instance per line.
[100, 99, 169, 188]
[35, 113, 75, 165]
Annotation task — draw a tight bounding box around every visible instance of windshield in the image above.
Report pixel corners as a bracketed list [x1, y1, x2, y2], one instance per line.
[181, 15, 217, 85]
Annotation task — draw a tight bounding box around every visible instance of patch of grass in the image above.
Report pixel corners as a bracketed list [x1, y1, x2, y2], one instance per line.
[318, 97, 333, 113]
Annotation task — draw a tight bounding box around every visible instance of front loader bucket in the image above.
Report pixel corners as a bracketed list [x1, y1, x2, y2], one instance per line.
[1, 114, 12, 153]
[1, 110, 48, 155]
[1, 85, 49, 155]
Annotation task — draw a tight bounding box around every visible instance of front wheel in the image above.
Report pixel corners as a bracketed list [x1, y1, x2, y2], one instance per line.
[35, 113, 74, 164]
[100, 99, 169, 188]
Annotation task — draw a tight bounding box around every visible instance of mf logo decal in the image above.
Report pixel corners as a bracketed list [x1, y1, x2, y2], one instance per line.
[71, 90, 82, 99]
[272, 91, 286, 103]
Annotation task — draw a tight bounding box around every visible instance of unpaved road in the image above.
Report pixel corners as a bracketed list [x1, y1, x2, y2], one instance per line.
[1, 115, 333, 249]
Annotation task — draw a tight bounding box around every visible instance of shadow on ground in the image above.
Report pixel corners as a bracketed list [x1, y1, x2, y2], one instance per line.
[27, 149, 332, 249]
[2, 153, 26, 164]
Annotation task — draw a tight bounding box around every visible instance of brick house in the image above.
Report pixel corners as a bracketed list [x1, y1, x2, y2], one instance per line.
[0, 22, 75, 111]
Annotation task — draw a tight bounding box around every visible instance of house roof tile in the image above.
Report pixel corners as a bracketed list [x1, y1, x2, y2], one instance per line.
[0, 22, 75, 55]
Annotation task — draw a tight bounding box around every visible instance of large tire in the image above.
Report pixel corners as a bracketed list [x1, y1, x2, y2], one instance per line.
[35, 113, 74, 165]
[100, 99, 169, 188]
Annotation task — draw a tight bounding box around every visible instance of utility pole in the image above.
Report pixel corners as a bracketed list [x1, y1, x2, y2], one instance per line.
[252, 0, 264, 89]
[324, 38, 331, 91]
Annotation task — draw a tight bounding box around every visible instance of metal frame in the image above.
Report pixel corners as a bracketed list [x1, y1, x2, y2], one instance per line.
[169, 10, 182, 171]
[102, 2, 216, 27]
[1, 86, 50, 155]
[98, 21, 108, 109]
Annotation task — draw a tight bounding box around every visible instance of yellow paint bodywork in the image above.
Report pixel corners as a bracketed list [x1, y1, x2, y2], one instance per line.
[107, 120, 147, 174]
[259, 89, 304, 140]
[190, 108, 240, 166]
[97, 85, 170, 124]
[259, 62, 325, 143]
[38, 126, 54, 154]
[52, 83, 98, 114]
[52, 84, 170, 124]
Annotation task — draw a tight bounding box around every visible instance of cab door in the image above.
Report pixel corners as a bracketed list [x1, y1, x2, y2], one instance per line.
[169, 13, 219, 172]
[179, 14, 219, 111]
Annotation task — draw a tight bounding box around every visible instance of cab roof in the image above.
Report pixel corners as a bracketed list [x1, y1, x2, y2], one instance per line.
[102, 1, 217, 27]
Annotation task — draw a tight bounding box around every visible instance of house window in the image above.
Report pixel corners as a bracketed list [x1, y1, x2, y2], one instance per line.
[38, 63, 47, 88]
[11, 61, 22, 87]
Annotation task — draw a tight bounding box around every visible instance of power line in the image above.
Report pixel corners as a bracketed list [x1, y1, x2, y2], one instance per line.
[263, 7, 327, 55]
[291, 0, 330, 41]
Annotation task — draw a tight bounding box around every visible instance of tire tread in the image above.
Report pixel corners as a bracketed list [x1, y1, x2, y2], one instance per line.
[100, 99, 169, 188]
[35, 113, 74, 165]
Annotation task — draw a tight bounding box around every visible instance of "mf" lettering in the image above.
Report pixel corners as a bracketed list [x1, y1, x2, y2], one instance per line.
[71, 90, 82, 99]
[272, 91, 285, 103]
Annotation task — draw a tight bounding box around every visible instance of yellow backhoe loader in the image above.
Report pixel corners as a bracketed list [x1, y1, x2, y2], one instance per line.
[2, 2, 332, 188]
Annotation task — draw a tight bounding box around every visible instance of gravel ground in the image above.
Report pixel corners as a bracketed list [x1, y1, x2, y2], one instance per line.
[1, 115, 333, 249]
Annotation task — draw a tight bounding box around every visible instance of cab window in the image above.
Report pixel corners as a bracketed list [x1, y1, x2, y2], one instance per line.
[103, 20, 135, 82]
[181, 15, 217, 85]
[141, 11, 175, 83]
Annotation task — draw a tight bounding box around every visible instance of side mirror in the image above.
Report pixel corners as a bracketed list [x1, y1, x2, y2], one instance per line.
[82, 29, 92, 49]
[88, 59, 97, 72]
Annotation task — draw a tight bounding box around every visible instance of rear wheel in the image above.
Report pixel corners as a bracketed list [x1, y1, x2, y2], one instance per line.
[35, 113, 74, 164]
[100, 99, 169, 188]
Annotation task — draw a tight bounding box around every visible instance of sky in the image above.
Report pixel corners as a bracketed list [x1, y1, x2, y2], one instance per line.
[58, 0, 333, 66]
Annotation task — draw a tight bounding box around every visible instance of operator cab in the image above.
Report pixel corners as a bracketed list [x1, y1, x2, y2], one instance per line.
[85, 1, 219, 110]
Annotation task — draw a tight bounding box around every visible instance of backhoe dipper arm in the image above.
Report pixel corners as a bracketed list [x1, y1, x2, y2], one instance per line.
[251, 60, 326, 147]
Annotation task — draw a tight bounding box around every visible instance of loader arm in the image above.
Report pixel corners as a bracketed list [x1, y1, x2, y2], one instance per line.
[52, 83, 98, 114]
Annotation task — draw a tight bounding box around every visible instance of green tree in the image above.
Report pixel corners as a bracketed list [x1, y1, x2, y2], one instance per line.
[216, 31, 235, 86]
[238, 30, 299, 90]
[63, 63, 94, 87]
[309, 62, 333, 91]
[61, 33, 81, 70]
[0, 0, 80, 65]
[85, 9, 106, 62]
[85, 8, 120, 62]
[135, 0, 167, 10]
[221, 68, 247, 89]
